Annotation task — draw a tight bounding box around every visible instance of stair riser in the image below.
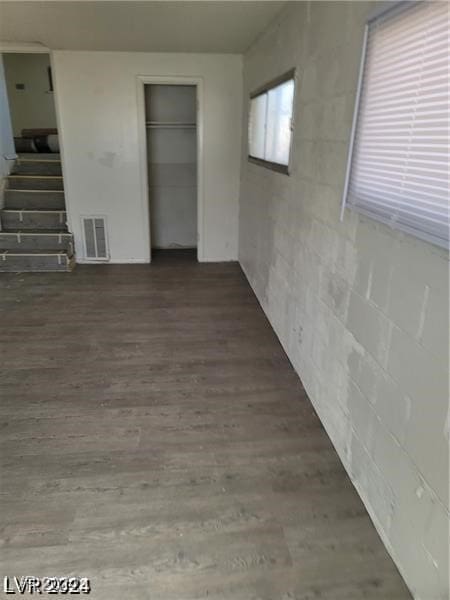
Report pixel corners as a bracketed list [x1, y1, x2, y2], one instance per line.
[18, 153, 60, 160]
[6, 177, 64, 191]
[4, 190, 65, 210]
[0, 233, 73, 252]
[0, 254, 74, 272]
[13, 163, 62, 176]
[1, 212, 66, 231]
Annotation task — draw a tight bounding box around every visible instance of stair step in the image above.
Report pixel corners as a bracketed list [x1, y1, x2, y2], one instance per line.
[6, 175, 64, 191]
[1, 248, 73, 255]
[12, 161, 62, 176]
[4, 189, 65, 210]
[18, 153, 61, 161]
[0, 231, 73, 251]
[2, 154, 74, 271]
[1, 209, 67, 230]
[0, 249, 75, 272]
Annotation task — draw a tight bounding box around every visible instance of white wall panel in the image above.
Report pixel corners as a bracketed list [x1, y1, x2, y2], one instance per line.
[53, 51, 242, 262]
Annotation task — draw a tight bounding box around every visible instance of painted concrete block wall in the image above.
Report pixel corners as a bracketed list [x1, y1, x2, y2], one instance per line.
[53, 51, 242, 262]
[3, 53, 57, 136]
[238, 3, 449, 599]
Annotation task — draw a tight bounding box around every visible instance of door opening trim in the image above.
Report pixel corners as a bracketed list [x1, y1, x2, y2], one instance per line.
[136, 75, 204, 262]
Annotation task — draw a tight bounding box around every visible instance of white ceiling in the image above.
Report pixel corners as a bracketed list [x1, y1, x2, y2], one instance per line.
[0, 1, 287, 54]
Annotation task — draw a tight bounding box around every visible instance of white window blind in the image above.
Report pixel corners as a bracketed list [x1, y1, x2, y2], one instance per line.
[342, 1, 449, 249]
[248, 73, 295, 171]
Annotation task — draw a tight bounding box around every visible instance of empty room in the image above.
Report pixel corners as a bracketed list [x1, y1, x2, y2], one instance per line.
[0, 1, 448, 599]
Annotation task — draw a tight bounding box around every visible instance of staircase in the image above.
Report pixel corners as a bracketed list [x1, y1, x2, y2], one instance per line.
[0, 154, 75, 272]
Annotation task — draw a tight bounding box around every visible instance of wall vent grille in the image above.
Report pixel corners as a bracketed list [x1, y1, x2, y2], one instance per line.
[82, 216, 109, 260]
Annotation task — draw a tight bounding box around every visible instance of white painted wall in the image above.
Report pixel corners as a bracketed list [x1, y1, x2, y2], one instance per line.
[0, 55, 15, 211]
[52, 51, 242, 262]
[238, 3, 449, 599]
[3, 53, 57, 136]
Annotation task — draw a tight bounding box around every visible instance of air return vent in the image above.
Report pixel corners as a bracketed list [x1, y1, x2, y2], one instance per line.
[81, 216, 109, 261]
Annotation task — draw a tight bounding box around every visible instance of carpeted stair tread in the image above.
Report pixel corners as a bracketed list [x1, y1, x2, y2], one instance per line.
[0, 229, 71, 235]
[17, 154, 61, 161]
[6, 175, 64, 190]
[0, 248, 72, 255]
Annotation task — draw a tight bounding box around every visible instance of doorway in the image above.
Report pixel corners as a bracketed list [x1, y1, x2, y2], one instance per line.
[144, 84, 198, 259]
[3, 53, 59, 154]
[0, 51, 74, 272]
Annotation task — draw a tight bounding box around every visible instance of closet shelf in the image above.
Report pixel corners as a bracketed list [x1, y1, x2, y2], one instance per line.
[146, 121, 196, 129]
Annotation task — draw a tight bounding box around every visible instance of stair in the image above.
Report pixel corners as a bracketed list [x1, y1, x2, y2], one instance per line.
[0, 154, 75, 272]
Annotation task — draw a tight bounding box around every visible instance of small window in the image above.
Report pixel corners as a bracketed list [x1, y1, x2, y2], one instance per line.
[248, 70, 295, 174]
[342, 1, 449, 249]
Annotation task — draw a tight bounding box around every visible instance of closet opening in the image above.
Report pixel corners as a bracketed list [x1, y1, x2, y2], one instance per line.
[144, 84, 198, 261]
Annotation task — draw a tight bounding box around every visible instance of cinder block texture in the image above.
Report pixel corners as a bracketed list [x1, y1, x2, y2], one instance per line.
[238, 3, 449, 599]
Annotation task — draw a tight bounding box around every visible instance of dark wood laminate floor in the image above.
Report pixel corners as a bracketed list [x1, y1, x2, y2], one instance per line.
[0, 250, 412, 599]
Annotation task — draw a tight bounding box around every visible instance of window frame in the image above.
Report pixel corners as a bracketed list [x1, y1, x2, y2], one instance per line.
[340, 0, 449, 249]
[248, 68, 296, 175]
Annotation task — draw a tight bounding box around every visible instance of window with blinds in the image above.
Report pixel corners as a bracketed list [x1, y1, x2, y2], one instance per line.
[248, 70, 295, 174]
[342, 1, 449, 249]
